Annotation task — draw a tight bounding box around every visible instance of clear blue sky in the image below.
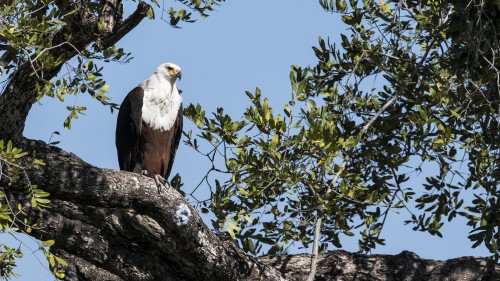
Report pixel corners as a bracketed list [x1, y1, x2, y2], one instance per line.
[3, 1, 490, 280]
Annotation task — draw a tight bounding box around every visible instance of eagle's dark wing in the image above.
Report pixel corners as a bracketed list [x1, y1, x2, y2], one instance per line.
[164, 104, 183, 179]
[116, 87, 144, 171]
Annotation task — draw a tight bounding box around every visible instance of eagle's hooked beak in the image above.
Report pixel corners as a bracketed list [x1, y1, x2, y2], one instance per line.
[176, 70, 182, 81]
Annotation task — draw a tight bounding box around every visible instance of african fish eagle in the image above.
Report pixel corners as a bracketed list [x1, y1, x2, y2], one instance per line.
[115, 62, 183, 190]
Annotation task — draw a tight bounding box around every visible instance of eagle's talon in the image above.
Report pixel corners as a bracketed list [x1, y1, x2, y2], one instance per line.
[153, 174, 169, 194]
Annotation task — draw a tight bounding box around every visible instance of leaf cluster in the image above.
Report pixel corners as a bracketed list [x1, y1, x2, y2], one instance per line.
[1, 0, 219, 130]
[150, 0, 225, 27]
[0, 140, 66, 279]
[184, 0, 500, 258]
[0, 0, 224, 278]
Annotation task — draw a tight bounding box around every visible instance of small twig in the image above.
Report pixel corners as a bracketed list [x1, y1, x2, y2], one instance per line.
[375, 167, 404, 241]
[22, 48, 40, 79]
[360, 92, 400, 134]
[32, 41, 80, 63]
[307, 214, 322, 281]
[379, 52, 401, 60]
[6, 231, 52, 273]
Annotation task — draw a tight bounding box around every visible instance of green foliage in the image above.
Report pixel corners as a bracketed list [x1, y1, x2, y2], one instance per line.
[0, 0, 125, 129]
[1, 0, 223, 130]
[43, 245, 67, 279]
[185, 0, 500, 258]
[0, 140, 66, 279]
[0, 245, 22, 280]
[159, 0, 225, 27]
[0, 0, 223, 278]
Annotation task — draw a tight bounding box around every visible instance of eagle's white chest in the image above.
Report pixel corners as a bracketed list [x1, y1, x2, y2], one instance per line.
[140, 76, 182, 132]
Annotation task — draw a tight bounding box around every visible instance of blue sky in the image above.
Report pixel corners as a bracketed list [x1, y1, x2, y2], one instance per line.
[3, 1, 490, 280]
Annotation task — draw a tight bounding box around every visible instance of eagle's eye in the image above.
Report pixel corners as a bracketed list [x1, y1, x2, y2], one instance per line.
[166, 66, 173, 70]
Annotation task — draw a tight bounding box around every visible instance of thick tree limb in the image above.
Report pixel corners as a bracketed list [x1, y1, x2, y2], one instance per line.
[3, 138, 284, 281]
[95, 1, 150, 51]
[0, 0, 96, 142]
[0, 139, 497, 280]
[0, 1, 151, 142]
[261, 251, 500, 281]
[1, 1, 499, 279]
[100, 0, 123, 33]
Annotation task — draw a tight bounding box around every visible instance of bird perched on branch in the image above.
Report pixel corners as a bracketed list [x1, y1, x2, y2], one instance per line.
[116, 62, 183, 191]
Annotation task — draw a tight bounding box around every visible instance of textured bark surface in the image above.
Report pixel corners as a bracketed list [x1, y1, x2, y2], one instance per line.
[0, 0, 150, 142]
[1, 1, 499, 280]
[261, 251, 500, 281]
[0, 139, 497, 281]
[8, 139, 285, 281]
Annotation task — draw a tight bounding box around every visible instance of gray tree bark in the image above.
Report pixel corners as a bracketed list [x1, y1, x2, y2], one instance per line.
[0, 0, 149, 142]
[12, 139, 285, 281]
[0, 138, 497, 280]
[0, 0, 499, 280]
[261, 251, 500, 281]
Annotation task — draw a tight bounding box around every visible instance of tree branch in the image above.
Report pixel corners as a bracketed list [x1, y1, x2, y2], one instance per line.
[261, 250, 500, 281]
[3, 138, 285, 281]
[0, 1, 150, 142]
[100, 0, 123, 33]
[306, 214, 322, 281]
[95, 1, 150, 51]
[0, 139, 498, 280]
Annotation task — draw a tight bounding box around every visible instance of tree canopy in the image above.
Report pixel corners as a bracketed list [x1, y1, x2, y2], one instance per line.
[184, 0, 500, 264]
[0, 0, 499, 280]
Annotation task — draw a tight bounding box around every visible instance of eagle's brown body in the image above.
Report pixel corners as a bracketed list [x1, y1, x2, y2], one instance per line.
[116, 63, 183, 182]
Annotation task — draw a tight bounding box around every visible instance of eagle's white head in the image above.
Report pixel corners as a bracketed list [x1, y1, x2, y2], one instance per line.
[140, 62, 183, 131]
[155, 62, 182, 82]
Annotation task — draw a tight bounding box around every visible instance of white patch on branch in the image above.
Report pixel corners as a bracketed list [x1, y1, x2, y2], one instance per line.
[175, 203, 191, 226]
[122, 176, 139, 189]
[196, 230, 218, 263]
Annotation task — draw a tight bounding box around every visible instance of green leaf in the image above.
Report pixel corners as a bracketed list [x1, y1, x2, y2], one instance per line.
[42, 240, 55, 247]
[238, 188, 250, 196]
[228, 222, 241, 232]
[284, 104, 291, 117]
[270, 134, 279, 150]
[227, 227, 236, 239]
[336, 0, 347, 12]
[380, 0, 391, 13]
[244, 214, 253, 223]
[55, 270, 65, 279]
[150, 0, 160, 7]
[147, 7, 155, 19]
[450, 108, 461, 118]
